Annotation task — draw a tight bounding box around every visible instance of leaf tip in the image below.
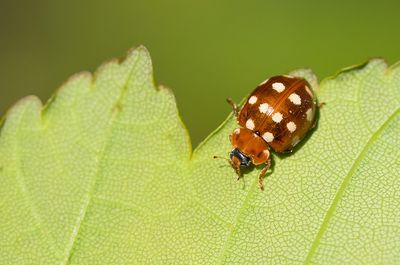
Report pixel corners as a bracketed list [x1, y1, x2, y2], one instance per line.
[126, 45, 151, 64]
[0, 95, 43, 131]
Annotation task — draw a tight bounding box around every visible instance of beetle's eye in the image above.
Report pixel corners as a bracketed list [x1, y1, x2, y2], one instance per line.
[239, 155, 251, 167]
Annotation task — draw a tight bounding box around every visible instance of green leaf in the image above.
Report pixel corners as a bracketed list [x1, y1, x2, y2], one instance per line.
[1, 47, 399, 264]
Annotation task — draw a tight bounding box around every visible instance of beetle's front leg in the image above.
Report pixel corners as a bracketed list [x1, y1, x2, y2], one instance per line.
[258, 159, 271, 191]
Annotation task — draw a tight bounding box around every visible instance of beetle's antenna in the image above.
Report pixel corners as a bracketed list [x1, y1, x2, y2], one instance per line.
[213, 155, 230, 162]
[213, 155, 233, 169]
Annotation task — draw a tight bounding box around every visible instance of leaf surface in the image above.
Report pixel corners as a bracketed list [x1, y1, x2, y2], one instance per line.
[1, 47, 400, 264]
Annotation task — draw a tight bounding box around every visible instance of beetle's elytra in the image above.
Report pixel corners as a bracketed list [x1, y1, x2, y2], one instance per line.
[218, 75, 318, 190]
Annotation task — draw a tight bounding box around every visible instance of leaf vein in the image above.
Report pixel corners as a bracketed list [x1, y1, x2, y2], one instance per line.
[14, 107, 59, 258]
[217, 177, 259, 264]
[60, 56, 140, 265]
[303, 107, 400, 264]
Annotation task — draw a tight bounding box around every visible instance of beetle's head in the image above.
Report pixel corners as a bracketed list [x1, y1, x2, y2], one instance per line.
[229, 148, 252, 176]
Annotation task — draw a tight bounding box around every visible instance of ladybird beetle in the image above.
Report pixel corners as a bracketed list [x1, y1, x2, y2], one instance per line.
[218, 75, 317, 190]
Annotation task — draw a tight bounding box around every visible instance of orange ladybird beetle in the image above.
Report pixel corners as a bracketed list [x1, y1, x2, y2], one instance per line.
[217, 75, 317, 190]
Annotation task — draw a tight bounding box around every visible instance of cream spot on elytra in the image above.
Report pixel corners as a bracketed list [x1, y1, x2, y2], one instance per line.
[283, 75, 294, 79]
[272, 82, 285, 93]
[248, 95, 258, 104]
[272, 112, 283, 123]
[259, 103, 269, 114]
[246, 119, 255, 130]
[305, 86, 313, 97]
[259, 79, 269, 85]
[289, 93, 301, 105]
[262, 132, 274, 142]
[306, 108, 313, 121]
[287, 121, 297, 133]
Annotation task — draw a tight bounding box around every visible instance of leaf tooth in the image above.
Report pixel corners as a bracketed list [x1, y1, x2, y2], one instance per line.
[1, 95, 43, 132]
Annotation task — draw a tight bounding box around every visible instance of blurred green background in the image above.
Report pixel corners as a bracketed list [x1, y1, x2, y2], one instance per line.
[1, 0, 399, 146]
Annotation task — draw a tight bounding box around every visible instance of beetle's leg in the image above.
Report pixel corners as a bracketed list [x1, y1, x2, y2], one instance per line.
[258, 159, 271, 191]
[226, 97, 240, 118]
[214, 155, 243, 180]
[229, 159, 242, 180]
